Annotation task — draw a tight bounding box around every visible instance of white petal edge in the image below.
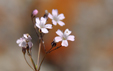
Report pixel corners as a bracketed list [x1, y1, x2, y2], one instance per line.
[56, 29, 63, 36]
[45, 24, 52, 29]
[48, 13, 53, 19]
[61, 40, 68, 47]
[36, 17, 40, 24]
[55, 36, 62, 42]
[52, 9, 58, 16]
[52, 20, 57, 25]
[64, 29, 71, 36]
[41, 28, 48, 33]
[58, 14, 65, 20]
[36, 23, 41, 29]
[58, 21, 65, 26]
[67, 35, 75, 41]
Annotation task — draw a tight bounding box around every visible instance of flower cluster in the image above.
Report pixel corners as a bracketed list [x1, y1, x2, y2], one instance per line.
[16, 34, 33, 48]
[16, 9, 75, 71]
[17, 9, 75, 48]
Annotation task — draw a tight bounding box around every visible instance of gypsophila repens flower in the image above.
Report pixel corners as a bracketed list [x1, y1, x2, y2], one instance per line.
[54, 29, 75, 47]
[16, 34, 33, 48]
[35, 17, 52, 33]
[48, 9, 65, 26]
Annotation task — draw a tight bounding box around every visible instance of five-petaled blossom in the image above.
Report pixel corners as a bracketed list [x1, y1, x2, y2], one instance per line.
[54, 29, 75, 47]
[16, 34, 33, 48]
[48, 9, 65, 26]
[35, 17, 52, 33]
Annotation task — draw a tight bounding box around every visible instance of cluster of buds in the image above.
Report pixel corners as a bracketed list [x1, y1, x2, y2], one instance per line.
[16, 9, 75, 71]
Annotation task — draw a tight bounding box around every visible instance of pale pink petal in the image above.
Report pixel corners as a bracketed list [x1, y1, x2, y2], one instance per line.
[52, 20, 57, 25]
[61, 40, 68, 47]
[56, 29, 63, 36]
[41, 28, 48, 33]
[45, 24, 52, 29]
[52, 9, 58, 16]
[58, 14, 65, 20]
[16, 39, 21, 44]
[41, 17, 46, 24]
[28, 41, 33, 48]
[36, 17, 40, 24]
[67, 35, 75, 41]
[64, 29, 71, 35]
[55, 36, 62, 42]
[48, 13, 53, 19]
[58, 21, 65, 26]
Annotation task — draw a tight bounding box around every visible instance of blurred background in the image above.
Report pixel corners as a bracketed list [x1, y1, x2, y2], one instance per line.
[0, 0, 113, 71]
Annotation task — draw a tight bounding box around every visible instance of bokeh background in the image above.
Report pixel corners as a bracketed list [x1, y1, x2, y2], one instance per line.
[0, 0, 113, 71]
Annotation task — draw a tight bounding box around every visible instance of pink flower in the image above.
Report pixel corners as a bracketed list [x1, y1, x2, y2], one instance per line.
[32, 9, 38, 16]
[16, 34, 33, 48]
[48, 9, 65, 26]
[54, 29, 75, 47]
[35, 17, 52, 33]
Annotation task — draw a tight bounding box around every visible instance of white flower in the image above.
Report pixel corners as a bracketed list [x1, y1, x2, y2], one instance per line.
[54, 29, 75, 47]
[35, 17, 52, 33]
[16, 34, 33, 48]
[48, 9, 65, 26]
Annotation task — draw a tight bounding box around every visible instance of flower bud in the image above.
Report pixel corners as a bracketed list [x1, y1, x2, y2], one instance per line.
[51, 41, 56, 47]
[31, 9, 38, 17]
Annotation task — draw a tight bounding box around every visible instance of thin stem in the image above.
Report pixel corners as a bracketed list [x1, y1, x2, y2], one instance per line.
[48, 46, 62, 53]
[23, 54, 34, 71]
[37, 42, 41, 69]
[37, 54, 47, 71]
[29, 55, 37, 71]
[37, 46, 62, 71]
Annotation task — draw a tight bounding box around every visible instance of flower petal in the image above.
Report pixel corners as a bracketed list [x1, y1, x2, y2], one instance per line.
[56, 29, 63, 36]
[64, 29, 71, 36]
[36, 23, 41, 29]
[58, 14, 65, 20]
[52, 20, 57, 25]
[41, 28, 48, 33]
[41, 17, 46, 24]
[55, 36, 62, 42]
[52, 9, 58, 16]
[45, 24, 52, 29]
[36, 17, 40, 24]
[61, 40, 68, 47]
[28, 41, 33, 48]
[48, 13, 53, 19]
[58, 21, 65, 26]
[67, 35, 75, 41]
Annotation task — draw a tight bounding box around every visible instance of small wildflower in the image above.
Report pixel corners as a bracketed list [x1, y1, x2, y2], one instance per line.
[48, 9, 65, 26]
[35, 17, 52, 33]
[16, 37, 27, 48]
[16, 34, 33, 48]
[54, 29, 75, 47]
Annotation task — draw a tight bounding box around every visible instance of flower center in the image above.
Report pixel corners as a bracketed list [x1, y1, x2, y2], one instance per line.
[62, 34, 67, 40]
[53, 16, 59, 21]
[40, 23, 45, 28]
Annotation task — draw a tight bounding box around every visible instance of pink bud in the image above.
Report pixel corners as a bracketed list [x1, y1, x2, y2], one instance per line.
[32, 9, 38, 16]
